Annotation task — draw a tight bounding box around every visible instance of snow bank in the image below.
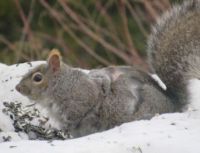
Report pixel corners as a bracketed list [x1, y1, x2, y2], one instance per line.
[0, 62, 200, 153]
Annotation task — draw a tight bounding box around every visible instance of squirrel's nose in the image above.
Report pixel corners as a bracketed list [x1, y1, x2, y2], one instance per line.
[15, 84, 21, 92]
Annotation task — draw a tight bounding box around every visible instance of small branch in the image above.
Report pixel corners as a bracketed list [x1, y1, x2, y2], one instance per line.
[14, 0, 35, 61]
[76, 16, 128, 52]
[14, 0, 33, 39]
[0, 35, 16, 52]
[118, 0, 137, 56]
[142, 0, 159, 22]
[40, 0, 111, 66]
[117, 0, 148, 68]
[95, 1, 119, 40]
[35, 32, 70, 53]
[126, 0, 148, 37]
[57, 0, 132, 64]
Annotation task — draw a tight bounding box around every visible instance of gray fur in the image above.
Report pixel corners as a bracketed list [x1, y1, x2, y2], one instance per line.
[148, 0, 200, 106]
[16, 64, 175, 137]
[15, 1, 200, 137]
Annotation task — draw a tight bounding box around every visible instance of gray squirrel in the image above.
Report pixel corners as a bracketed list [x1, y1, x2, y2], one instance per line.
[15, 0, 200, 137]
[15, 50, 175, 137]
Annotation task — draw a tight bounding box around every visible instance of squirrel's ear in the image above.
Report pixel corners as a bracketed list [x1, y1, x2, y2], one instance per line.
[47, 49, 62, 73]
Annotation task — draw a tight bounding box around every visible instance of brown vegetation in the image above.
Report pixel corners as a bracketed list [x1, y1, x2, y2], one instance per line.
[0, 0, 182, 69]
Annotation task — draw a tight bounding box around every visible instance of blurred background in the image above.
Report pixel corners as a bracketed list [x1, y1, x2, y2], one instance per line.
[0, 0, 183, 69]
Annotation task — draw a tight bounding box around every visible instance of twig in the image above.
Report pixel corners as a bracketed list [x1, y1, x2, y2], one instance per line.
[142, 0, 158, 22]
[57, 0, 132, 64]
[14, 0, 32, 38]
[118, 0, 138, 56]
[125, 0, 148, 37]
[35, 32, 69, 51]
[74, 16, 128, 52]
[37, 32, 88, 66]
[40, 0, 111, 66]
[95, 1, 119, 40]
[14, 0, 35, 61]
[0, 35, 16, 52]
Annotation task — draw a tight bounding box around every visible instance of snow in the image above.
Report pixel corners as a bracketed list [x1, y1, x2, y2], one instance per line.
[188, 79, 200, 114]
[0, 62, 200, 153]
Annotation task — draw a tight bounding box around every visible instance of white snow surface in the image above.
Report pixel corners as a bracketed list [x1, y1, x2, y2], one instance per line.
[0, 61, 200, 153]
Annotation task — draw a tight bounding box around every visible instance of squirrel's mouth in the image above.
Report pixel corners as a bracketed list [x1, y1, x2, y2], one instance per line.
[15, 83, 31, 96]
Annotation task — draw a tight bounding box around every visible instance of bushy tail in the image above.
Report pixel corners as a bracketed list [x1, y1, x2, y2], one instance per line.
[147, 0, 200, 105]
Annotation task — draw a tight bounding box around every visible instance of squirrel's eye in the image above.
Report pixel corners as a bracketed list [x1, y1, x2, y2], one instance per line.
[32, 72, 43, 83]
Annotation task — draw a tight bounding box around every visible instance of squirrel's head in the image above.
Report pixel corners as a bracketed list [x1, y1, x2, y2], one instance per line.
[16, 49, 63, 100]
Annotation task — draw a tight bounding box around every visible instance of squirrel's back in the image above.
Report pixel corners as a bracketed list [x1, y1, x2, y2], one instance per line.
[148, 0, 200, 105]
